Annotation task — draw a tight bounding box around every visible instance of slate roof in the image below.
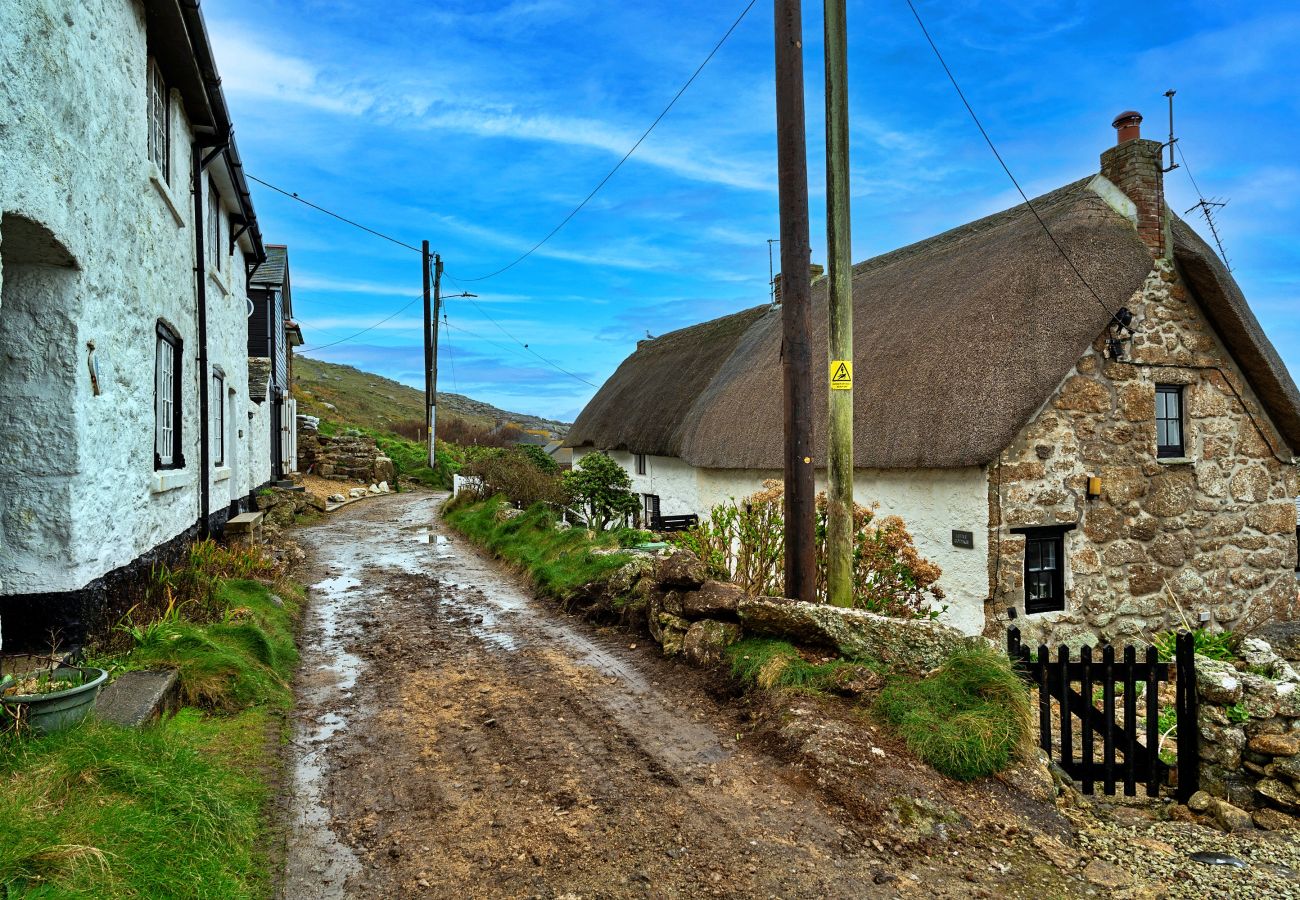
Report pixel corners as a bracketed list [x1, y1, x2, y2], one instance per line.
[249, 245, 288, 288]
[567, 177, 1300, 467]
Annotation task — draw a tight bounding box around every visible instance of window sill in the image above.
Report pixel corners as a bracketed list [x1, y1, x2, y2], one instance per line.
[208, 269, 232, 297]
[150, 165, 186, 228]
[151, 469, 194, 494]
[1157, 457, 1194, 466]
[213, 466, 231, 483]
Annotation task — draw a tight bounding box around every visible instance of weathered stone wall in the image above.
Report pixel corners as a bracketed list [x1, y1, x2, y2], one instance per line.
[988, 258, 1298, 646]
[297, 420, 396, 485]
[1194, 637, 1300, 829]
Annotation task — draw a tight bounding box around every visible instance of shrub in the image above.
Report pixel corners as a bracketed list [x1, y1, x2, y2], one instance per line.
[673, 480, 945, 618]
[1151, 627, 1237, 662]
[563, 452, 639, 531]
[876, 646, 1031, 780]
[463, 448, 567, 509]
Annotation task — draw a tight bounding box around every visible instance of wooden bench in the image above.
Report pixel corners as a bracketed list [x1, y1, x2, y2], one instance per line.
[652, 514, 699, 533]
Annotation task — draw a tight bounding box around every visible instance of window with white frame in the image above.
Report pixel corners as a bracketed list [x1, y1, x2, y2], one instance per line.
[212, 370, 226, 466]
[147, 58, 169, 181]
[207, 181, 223, 272]
[155, 322, 183, 469]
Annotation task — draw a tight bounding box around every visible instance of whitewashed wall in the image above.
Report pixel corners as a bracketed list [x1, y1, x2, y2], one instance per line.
[0, 0, 265, 596]
[574, 449, 990, 634]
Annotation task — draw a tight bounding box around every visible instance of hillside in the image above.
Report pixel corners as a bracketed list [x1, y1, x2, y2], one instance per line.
[292, 356, 569, 440]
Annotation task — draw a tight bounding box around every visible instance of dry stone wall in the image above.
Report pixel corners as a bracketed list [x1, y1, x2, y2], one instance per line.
[296, 419, 396, 485]
[988, 259, 1298, 647]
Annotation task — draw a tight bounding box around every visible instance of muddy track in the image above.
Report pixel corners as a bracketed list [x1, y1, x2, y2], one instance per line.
[283, 491, 940, 899]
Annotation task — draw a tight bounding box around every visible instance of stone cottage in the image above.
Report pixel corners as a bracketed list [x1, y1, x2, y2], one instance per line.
[248, 244, 304, 482]
[0, 0, 295, 647]
[566, 111, 1300, 642]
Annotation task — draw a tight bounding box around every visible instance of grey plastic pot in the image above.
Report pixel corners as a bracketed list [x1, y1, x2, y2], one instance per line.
[3, 667, 108, 736]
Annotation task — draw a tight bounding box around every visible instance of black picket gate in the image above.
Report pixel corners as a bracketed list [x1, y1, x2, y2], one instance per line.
[1006, 627, 1199, 801]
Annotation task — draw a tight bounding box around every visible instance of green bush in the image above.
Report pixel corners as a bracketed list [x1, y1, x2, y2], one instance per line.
[726, 638, 876, 693]
[1151, 627, 1237, 662]
[564, 451, 638, 530]
[462, 448, 567, 509]
[445, 497, 637, 600]
[876, 646, 1030, 780]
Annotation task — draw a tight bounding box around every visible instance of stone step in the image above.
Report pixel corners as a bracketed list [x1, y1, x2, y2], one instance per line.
[225, 511, 265, 534]
[93, 669, 181, 728]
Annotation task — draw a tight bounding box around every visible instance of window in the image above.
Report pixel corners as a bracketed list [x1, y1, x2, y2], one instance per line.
[207, 182, 223, 271]
[155, 322, 184, 469]
[634, 453, 646, 475]
[643, 494, 660, 528]
[1012, 525, 1073, 614]
[147, 58, 169, 181]
[1156, 384, 1184, 458]
[212, 370, 225, 466]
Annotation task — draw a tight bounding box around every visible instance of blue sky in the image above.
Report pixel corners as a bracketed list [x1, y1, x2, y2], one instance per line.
[209, 0, 1300, 422]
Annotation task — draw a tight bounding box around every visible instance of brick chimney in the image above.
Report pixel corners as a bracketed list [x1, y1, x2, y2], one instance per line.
[772, 263, 825, 304]
[1100, 110, 1169, 259]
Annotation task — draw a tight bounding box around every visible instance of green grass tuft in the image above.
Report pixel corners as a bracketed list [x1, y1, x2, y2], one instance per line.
[875, 645, 1031, 781]
[445, 497, 638, 599]
[726, 638, 877, 693]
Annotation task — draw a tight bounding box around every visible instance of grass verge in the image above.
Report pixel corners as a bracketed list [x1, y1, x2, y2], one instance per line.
[875, 645, 1031, 781]
[726, 638, 877, 693]
[444, 496, 636, 600]
[0, 560, 299, 897]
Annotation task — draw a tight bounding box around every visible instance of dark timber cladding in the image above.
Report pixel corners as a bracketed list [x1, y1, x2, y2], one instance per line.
[773, 0, 815, 603]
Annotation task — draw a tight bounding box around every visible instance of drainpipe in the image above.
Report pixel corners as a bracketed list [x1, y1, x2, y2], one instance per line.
[193, 138, 226, 538]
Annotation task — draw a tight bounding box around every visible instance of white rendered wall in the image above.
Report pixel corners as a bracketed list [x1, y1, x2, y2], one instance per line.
[0, 0, 266, 594]
[574, 449, 990, 634]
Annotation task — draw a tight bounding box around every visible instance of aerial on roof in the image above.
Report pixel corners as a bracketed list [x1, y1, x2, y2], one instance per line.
[567, 176, 1300, 469]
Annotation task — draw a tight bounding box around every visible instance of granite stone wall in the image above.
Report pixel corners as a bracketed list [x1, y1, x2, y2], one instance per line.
[987, 258, 1299, 647]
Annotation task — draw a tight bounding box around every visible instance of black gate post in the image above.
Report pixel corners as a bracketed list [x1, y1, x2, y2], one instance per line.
[1175, 630, 1200, 801]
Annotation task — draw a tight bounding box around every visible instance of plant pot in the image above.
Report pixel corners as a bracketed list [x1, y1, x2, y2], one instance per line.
[2, 667, 108, 736]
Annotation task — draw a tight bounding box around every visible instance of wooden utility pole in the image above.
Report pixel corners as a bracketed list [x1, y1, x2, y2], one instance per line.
[824, 0, 854, 606]
[422, 241, 435, 468]
[774, 0, 816, 603]
[431, 252, 443, 466]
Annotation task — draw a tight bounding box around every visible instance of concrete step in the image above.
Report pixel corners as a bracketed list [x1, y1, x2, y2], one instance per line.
[225, 511, 265, 534]
[93, 669, 181, 727]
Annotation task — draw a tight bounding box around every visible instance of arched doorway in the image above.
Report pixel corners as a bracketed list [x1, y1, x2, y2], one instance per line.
[0, 213, 80, 651]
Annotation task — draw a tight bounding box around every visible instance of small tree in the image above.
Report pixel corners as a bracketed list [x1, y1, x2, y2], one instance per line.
[564, 451, 639, 530]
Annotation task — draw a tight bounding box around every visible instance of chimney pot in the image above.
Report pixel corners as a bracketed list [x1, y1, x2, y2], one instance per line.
[1112, 110, 1143, 144]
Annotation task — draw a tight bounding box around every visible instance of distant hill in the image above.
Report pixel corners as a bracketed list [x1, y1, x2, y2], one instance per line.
[292, 356, 570, 440]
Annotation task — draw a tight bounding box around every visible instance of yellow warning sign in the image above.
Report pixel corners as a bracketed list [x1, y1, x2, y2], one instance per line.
[830, 360, 853, 390]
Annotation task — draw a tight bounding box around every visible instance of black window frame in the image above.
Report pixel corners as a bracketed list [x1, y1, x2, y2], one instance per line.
[1156, 384, 1185, 458]
[643, 493, 660, 527]
[155, 321, 185, 471]
[207, 180, 223, 272]
[212, 368, 226, 467]
[634, 453, 647, 476]
[1011, 524, 1075, 615]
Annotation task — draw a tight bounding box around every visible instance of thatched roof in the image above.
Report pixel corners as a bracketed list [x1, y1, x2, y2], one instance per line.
[568, 176, 1300, 467]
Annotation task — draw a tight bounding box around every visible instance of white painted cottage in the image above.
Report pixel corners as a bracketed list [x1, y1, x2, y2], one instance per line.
[0, 0, 296, 647]
[568, 112, 1300, 643]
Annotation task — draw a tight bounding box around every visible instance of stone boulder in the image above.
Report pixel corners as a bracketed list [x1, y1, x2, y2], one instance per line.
[655, 551, 708, 590]
[682, 619, 742, 668]
[657, 613, 691, 657]
[1208, 797, 1255, 833]
[1195, 658, 1243, 704]
[373, 455, 396, 485]
[680, 580, 743, 619]
[737, 597, 969, 673]
[1256, 623, 1300, 663]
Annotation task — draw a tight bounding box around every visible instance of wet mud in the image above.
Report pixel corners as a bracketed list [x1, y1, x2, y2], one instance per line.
[284, 491, 1064, 899]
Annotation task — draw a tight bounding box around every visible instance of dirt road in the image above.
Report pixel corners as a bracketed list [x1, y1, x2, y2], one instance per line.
[282, 491, 950, 899]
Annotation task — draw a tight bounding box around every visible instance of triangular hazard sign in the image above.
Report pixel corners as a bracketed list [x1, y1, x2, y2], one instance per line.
[831, 362, 851, 383]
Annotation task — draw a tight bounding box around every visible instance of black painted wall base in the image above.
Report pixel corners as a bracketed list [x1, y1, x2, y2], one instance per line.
[1, 524, 199, 652]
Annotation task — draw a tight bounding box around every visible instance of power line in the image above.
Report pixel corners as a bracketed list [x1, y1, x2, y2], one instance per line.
[451, 0, 760, 283]
[902, 0, 1126, 332]
[246, 174, 424, 254]
[297, 295, 422, 352]
[442, 282, 598, 387]
[1175, 143, 1232, 270]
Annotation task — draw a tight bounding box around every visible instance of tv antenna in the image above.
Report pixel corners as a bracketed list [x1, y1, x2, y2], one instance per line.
[1162, 89, 1180, 173]
[1167, 89, 1232, 271]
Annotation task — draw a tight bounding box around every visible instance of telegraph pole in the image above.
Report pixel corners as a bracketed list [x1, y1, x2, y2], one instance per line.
[430, 252, 443, 466]
[774, 0, 816, 603]
[824, 0, 854, 606]
[422, 241, 435, 467]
